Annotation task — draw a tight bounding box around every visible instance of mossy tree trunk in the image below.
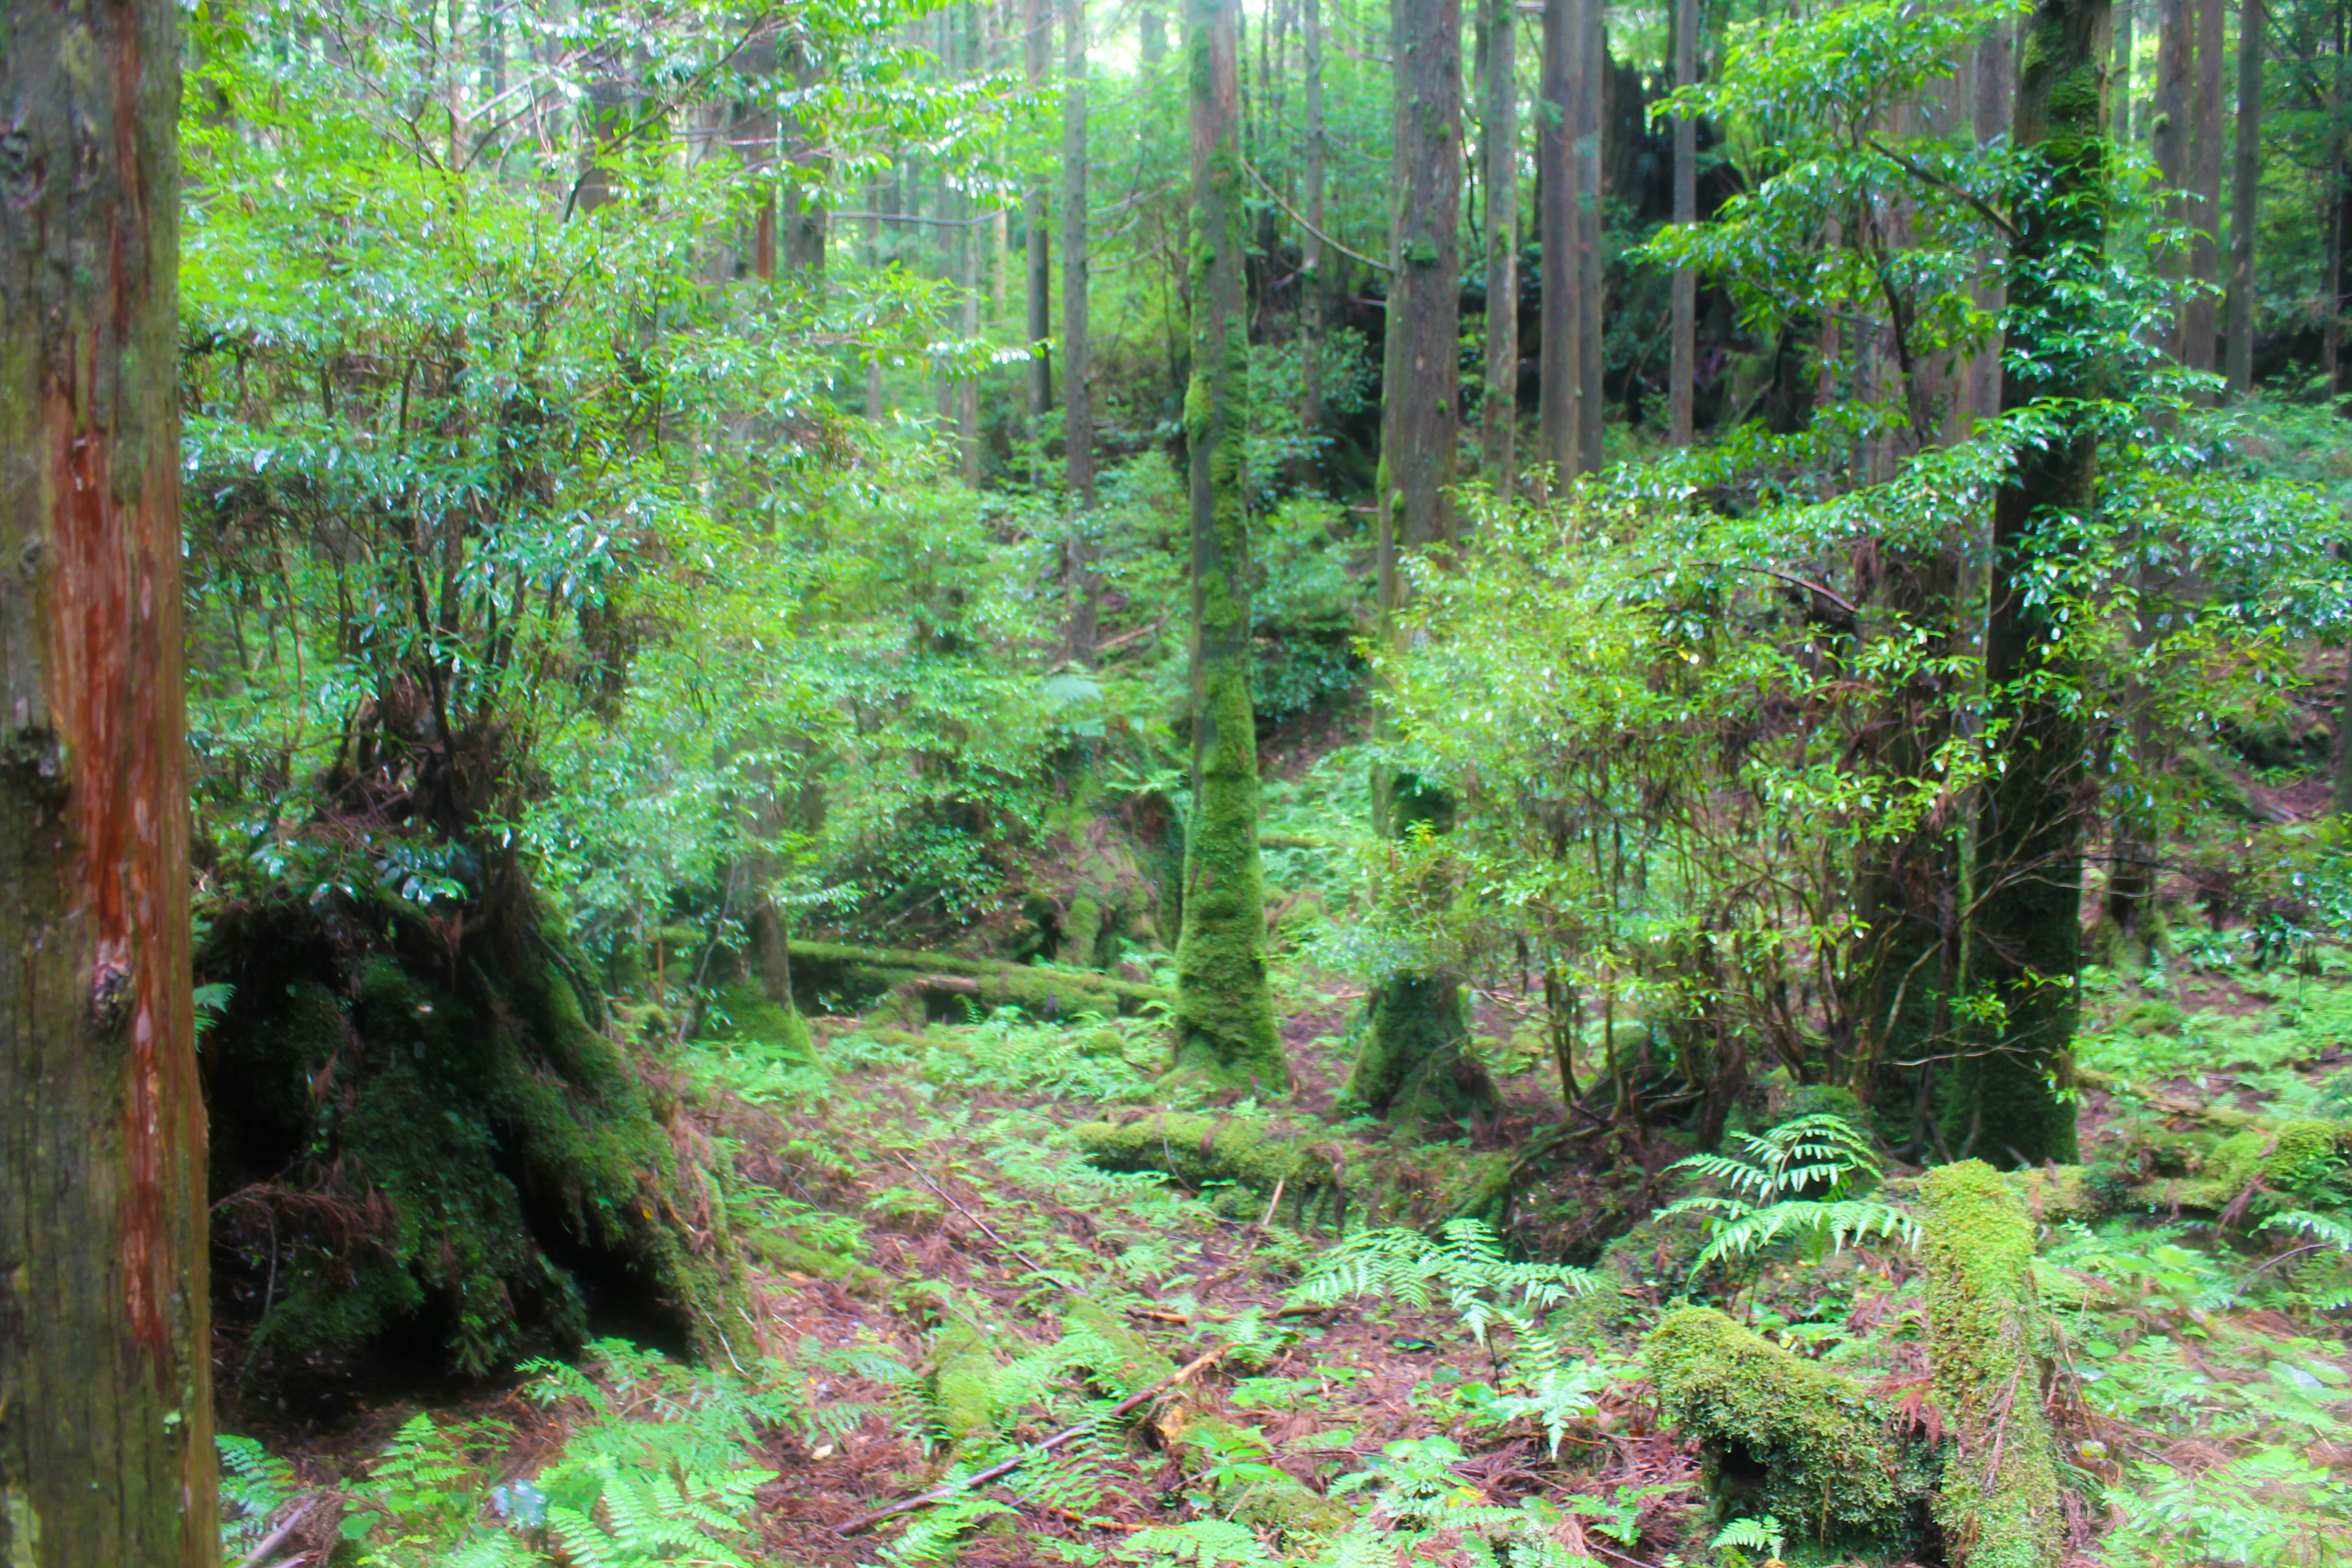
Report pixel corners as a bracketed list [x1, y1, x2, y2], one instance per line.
[1173, 0, 1286, 1088]
[0, 0, 218, 1555]
[1945, 0, 2109, 1167]
[1353, 0, 1494, 1125]
[1922, 1162, 2065, 1567]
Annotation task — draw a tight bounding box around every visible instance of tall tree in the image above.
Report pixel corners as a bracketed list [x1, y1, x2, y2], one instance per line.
[1574, 0, 1606, 470]
[1352, 0, 1496, 1123]
[1479, 0, 1520, 487]
[1538, 0, 1580, 483]
[1947, 0, 2113, 1166]
[2154, 0, 2193, 345]
[1065, 0, 1100, 662]
[2186, 0, 2227, 385]
[0, 0, 217, 1558]
[1026, 0, 1057, 422]
[2115, 0, 2136, 146]
[1670, 0, 1698, 446]
[1300, 0, 1328, 472]
[1173, 0, 1286, 1087]
[2226, 0, 2263, 392]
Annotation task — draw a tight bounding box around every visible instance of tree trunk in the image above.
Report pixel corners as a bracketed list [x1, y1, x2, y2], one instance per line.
[1574, 0, 1606, 472]
[2114, 0, 2136, 146]
[1144, 1, 1169, 62]
[1947, 0, 2110, 1168]
[2226, 0, 2261, 393]
[1175, 0, 1286, 1088]
[2184, 0, 2226, 388]
[2155, 0, 2195, 355]
[1480, 0, 1520, 489]
[1966, 20, 2016, 429]
[783, 44, 829, 278]
[0, 0, 218, 1558]
[1670, 0, 1697, 447]
[1026, 0, 1057, 427]
[1299, 0, 1327, 477]
[1538, 0, 1580, 486]
[1354, 0, 1495, 1126]
[1064, 0, 1099, 664]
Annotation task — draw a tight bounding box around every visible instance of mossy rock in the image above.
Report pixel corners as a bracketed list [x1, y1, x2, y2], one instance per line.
[1070, 1112, 1336, 1200]
[696, 981, 814, 1056]
[1645, 1307, 1930, 1558]
[200, 881, 746, 1399]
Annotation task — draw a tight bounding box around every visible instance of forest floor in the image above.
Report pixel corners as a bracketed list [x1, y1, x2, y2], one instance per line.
[219, 946, 2352, 1568]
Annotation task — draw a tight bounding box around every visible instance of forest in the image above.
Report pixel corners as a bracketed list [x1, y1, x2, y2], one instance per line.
[7, 0, 2352, 1558]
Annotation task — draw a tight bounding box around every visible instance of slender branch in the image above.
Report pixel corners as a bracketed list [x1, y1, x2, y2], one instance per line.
[833, 1341, 1233, 1536]
[1865, 137, 2021, 242]
[1239, 157, 1391, 273]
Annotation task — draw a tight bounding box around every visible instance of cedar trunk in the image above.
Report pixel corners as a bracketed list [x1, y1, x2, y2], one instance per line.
[0, 0, 219, 1559]
[1175, 0, 1286, 1087]
[2226, 0, 2261, 393]
[1480, 0, 1519, 488]
[1537, 0, 1580, 484]
[1573, 0, 1605, 471]
[1064, 0, 1099, 661]
[1670, 0, 1697, 445]
[1947, 0, 2111, 1167]
[1027, 0, 1057, 423]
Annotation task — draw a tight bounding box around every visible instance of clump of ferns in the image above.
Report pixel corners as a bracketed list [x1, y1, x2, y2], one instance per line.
[2263, 1208, 2352, 1311]
[1662, 1112, 1920, 1281]
[1297, 1219, 1605, 1454]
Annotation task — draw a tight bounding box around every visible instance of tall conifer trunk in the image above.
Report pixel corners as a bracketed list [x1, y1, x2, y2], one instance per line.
[1027, 0, 1056, 425]
[1574, 0, 1605, 471]
[1670, 0, 1697, 447]
[1065, 0, 1099, 662]
[1538, 0, 1580, 484]
[1174, 0, 1286, 1087]
[2226, 0, 2262, 393]
[1352, 0, 1496, 1125]
[1480, 0, 1519, 488]
[1299, 0, 1327, 477]
[1947, 0, 2111, 1167]
[0, 0, 217, 1557]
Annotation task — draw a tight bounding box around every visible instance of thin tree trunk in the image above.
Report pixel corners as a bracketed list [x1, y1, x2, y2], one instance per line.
[1670, 0, 1697, 446]
[2115, 0, 2136, 146]
[2156, 0, 2196, 355]
[1175, 0, 1286, 1088]
[1539, 0, 1580, 485]
[1299, 0, 1327, 477]
[1026, 0, 1056, 426]
[2185, 0, 2226, 387]
[1967, 20, 2016, 429]
[0, 0, 217, 1558]
[866, 189, 888, 419]
[1144, 1, 1169, 62]
[1480, 0, 1520, 488]
[783, 43, 829, 277]
[2226, 0, 2262, 393]
[1574, 0, 1605, 471]
[1063, 0, 1099, 663]
[1949, 0, 2111, 1168]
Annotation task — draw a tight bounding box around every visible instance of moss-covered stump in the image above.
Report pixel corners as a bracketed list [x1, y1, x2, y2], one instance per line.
[1341, 974, 1498, 1127]
[1645, 1307, 1929, 1558]
[696, 979, 814, 1056]
[200, 883, 745, 1403]
[1070, 1112, 1340, 1218]
[1921, 1162, 2065, 1568]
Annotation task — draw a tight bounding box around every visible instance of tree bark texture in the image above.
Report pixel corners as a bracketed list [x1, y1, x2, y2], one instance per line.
[1574, 0, 1605, 472]
[1966, 20, 2016, 429]
[1948, 0, 2110, 1167]
[2114, 0, 2135, 146]
[1026, 0, 1057, 422]
[2184, 0, 2225, 386]
[1064, 0, 1099, 663]
[1537, 0, 1580, 484]
[1175, 0, 1285, 1088]
[0, 0, 218, 1559]
[1479, 0, 1518, 488]
[1670, 0, 1697, 447]
[2226, 0, 2261, 393]
[2154, 0, 2195, 354]
[1299, 0, 1327, 472]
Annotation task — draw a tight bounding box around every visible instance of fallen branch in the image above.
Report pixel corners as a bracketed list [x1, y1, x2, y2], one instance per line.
[791, 939, 1169, 1016]
[890, 1155, 1052, 1276]
[833, 1342, 1232, 1537]
[239, 1499, 319, 1568]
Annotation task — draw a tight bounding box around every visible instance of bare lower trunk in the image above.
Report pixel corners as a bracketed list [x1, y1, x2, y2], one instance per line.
[1573, 0, 1605, 472]
[2184, 0, 2225, 390]
[1670, 0, 1697, 446]
[1479, 0, 1519, 489]
[1538, 0, 1580, 486]
[1064, 0, 1099, 662]
[0, 0, 217, 1559]
[2225, 0, 2261, 393]
[1026, 0, 1056, 429]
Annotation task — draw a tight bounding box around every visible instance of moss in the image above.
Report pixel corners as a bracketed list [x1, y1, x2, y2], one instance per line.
[1071, 1112, 1335, 1197]
[927, 1318, 1004, 1449]
[1644, 1307, 1921, 1556]
[697, 980, 814, 1057]
[200, 886, 748, 1390]
[1341, 973, 1496, 1126]
[1921, 1161, 2064, 1568]
[1170, 661, 1286, 1088]
[2007, 1164, 2099, 1225]
[1065, 895, 1107, 968]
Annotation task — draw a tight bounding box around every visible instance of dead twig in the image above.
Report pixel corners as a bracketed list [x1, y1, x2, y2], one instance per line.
[833, 1341, 1234, 1536]
[891, 1155, 1053, 1276]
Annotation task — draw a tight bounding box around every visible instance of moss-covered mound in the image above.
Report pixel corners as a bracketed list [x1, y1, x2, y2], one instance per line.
[1645, 1306, 1933, 1558]
[201, 870, 744, 1403]
[1071, 1112, 1336, 1197]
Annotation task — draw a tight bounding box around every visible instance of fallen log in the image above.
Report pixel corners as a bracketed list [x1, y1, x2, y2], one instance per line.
[789, 939, 1170, 1019]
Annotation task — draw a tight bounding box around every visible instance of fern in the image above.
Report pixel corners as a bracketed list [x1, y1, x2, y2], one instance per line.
[2263, 1208, 2352, 1310]
[1663, 1112, 1920, 1273]
[217, 1433, 297, 1550]
[1711, 1512, 1788, 1566]
[1117, 1520, 1277, 1566]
